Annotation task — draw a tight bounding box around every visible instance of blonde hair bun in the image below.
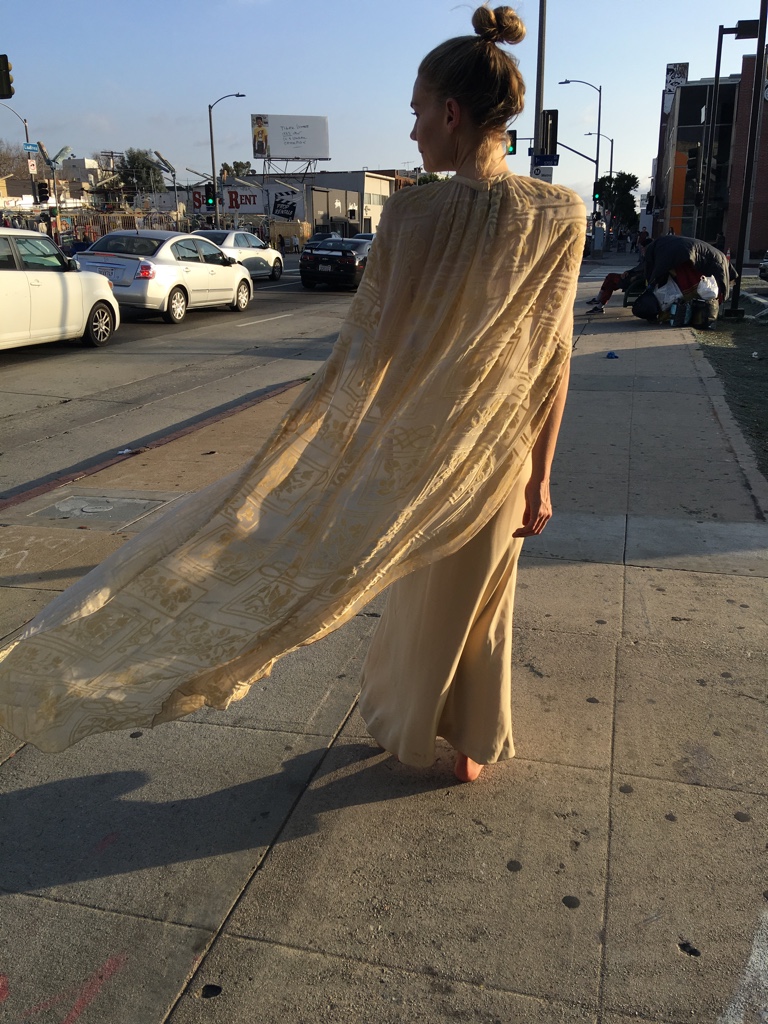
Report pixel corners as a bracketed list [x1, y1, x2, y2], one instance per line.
[472, 5, 526, 45]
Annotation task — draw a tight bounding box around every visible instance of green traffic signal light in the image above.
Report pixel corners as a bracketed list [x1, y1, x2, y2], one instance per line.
[592, 181, 600, 202]
[506, 129, 517, 156]
[204, 183, 215, 207]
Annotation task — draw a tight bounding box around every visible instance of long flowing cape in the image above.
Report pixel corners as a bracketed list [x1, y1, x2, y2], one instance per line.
[0, 173, 585, 751]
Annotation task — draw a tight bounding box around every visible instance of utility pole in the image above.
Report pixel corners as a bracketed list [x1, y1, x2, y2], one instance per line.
[532, 0, 546, 161]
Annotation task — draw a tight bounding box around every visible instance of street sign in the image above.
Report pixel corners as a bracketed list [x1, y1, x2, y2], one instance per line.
[531, 165, 554, 183]
[533, 154, 560, 167]
[23, 142, 39, 152]
[27, 158, 36, 175]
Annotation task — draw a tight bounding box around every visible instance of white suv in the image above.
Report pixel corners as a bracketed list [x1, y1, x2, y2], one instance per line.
[0, 228, 120, 351]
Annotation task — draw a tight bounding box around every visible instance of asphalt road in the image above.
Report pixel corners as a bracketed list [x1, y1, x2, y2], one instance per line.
[0, 266, 353, 502]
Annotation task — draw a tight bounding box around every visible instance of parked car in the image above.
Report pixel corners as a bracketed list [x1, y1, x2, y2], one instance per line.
[0, 227, 120, 350]
[299, 237, 373, 290]
[759, 257, 768, 282]
[75, 230, 252, 323]
[353, 232, 376, 240]
[302, 230, 342, 253]
[192, 229, 282, 281]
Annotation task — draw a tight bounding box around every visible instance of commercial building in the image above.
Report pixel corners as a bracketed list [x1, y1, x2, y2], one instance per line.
[651, 53, 768, 255]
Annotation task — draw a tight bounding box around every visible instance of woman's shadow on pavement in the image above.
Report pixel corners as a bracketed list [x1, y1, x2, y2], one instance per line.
[0, 740, 455, 895]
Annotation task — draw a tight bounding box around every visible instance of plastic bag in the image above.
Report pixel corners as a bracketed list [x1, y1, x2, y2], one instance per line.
[697, 274, 719, 300]
[653, 278, 683, 311]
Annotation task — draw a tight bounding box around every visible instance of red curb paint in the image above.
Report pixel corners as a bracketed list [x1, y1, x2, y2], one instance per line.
[0, 377, 307, 513]
[0, 975, 9, 1002]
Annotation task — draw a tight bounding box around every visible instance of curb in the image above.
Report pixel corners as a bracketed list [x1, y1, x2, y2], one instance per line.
[690, 335, 768, 519]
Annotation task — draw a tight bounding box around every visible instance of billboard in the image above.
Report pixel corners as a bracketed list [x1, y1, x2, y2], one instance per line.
[191, 186, 305, 220]
[251, 114, 330, 161]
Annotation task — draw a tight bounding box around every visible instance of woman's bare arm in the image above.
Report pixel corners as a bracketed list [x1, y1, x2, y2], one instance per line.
[512, 359, 570, 537]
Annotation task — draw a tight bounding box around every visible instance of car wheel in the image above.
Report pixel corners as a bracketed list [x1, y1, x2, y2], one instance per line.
[82, 301, 115, 347]
[270, 258, 283, 281]
[231, 280, 251, 311]
[162, 287, 187, 324]
[301, 278, 316, 289]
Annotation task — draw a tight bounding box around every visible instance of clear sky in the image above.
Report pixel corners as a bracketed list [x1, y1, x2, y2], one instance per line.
[1, 0, 764, 207]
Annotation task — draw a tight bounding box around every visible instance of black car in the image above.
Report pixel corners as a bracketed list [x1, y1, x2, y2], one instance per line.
[302, 230, 342, 253]
[300, 238, 373, 289]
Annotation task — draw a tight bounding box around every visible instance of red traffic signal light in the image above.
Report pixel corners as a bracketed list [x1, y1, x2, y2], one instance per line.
[0, 54, 14, 99]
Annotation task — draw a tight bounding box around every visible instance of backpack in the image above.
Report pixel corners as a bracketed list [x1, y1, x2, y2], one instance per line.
[631, 290, 661, 322]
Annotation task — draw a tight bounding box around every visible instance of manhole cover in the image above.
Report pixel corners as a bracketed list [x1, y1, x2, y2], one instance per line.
[31, 495, 166, 524]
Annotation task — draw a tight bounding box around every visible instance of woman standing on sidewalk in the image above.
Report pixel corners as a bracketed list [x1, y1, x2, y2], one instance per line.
[0, 5, 584, 777]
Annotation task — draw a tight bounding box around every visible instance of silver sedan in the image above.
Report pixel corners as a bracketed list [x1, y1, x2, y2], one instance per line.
[192, 229, 283, 281]
[76, 230, 252, 323]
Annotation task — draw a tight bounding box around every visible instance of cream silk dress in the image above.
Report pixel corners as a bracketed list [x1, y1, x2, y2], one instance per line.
[0, 173, 585, 752]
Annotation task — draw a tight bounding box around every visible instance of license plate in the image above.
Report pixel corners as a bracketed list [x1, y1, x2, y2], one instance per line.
[97, 267, 114, 279]
[318, 264, 332, 272]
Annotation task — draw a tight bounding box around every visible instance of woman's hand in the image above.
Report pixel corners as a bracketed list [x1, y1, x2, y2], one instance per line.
[512, 476, 553, 537]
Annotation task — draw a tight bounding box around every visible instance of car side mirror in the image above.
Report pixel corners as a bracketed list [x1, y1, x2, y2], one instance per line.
[225, 255, 236, 265]
[67, 257, 79, 271]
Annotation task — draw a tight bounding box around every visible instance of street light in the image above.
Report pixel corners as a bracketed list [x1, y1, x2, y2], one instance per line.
[154, 151, 180, 230]
[0, 100, 35, 201]
[585, 132, 613, 178]
[699, 19, 759, 240]
[208, 92, 245, 228]
[559, 79, 602, 219]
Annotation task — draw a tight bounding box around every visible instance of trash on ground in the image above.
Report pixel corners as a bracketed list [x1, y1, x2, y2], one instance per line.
[606, 351, 619, 359]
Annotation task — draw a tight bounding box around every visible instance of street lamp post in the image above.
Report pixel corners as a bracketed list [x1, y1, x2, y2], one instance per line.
[559, 79, 602, 218]
[0, 101, 35, 203]
[700, 19, 759, 240]
[208, 92, 245, 228]
[728, 0, 768, 316]
[585, 132, 613, 178]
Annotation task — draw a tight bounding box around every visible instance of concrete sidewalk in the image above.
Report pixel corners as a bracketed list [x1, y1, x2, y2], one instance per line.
[1, 280, 767, 1024]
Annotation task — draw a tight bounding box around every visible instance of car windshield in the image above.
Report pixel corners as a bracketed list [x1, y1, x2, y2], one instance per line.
[195, 231, 229, 245]
[89, 236, 164, 256]
[316, 240, 367, 252]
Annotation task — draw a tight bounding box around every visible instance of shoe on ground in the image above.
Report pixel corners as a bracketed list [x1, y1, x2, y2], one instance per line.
[585, 295, 602, 304]
[586, 305, 604, 314]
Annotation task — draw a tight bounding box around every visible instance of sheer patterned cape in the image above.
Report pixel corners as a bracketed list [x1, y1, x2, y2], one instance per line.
[0, 173, 585, 751]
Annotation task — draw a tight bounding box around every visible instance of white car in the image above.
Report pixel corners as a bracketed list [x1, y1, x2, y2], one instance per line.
[0, 227, 120, 351]
[193, 229, 283, 281]
[75, 230, 252, 323]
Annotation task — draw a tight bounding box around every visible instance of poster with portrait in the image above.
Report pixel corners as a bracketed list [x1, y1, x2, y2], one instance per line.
[251, 114, 330, 161]
[251, 114, 270, 158]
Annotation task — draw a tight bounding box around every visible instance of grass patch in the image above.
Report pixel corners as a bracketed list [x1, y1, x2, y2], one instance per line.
[694, 291, 768, 481]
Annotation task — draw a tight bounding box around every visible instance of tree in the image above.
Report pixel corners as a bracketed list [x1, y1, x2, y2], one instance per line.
[220, 160, 253, 183]
[0, 137, 30, 181]
[415, 172, 444, 185]
[595, 170, 640, 231]
[117, 148, 166, 193]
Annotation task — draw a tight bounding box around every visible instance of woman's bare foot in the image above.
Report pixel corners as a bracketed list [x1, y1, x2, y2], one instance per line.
[454, 753, 484, 782]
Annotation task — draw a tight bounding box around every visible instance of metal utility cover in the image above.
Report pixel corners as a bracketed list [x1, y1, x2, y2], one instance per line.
[31, 495, 166, 524]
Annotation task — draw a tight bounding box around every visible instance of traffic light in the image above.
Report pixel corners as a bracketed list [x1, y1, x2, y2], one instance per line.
[686, 144, 701, 182]
[540, 109, 558, 156]
[506, 129, 517, 156]
[593, 181, 601, 202]
[0, 55, 13, 99]
[204, 183, 215, 207]
[37, 180, 49, 204]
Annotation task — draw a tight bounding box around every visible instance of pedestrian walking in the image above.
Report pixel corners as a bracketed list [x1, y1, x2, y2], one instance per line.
[0, 4, 585, 783]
